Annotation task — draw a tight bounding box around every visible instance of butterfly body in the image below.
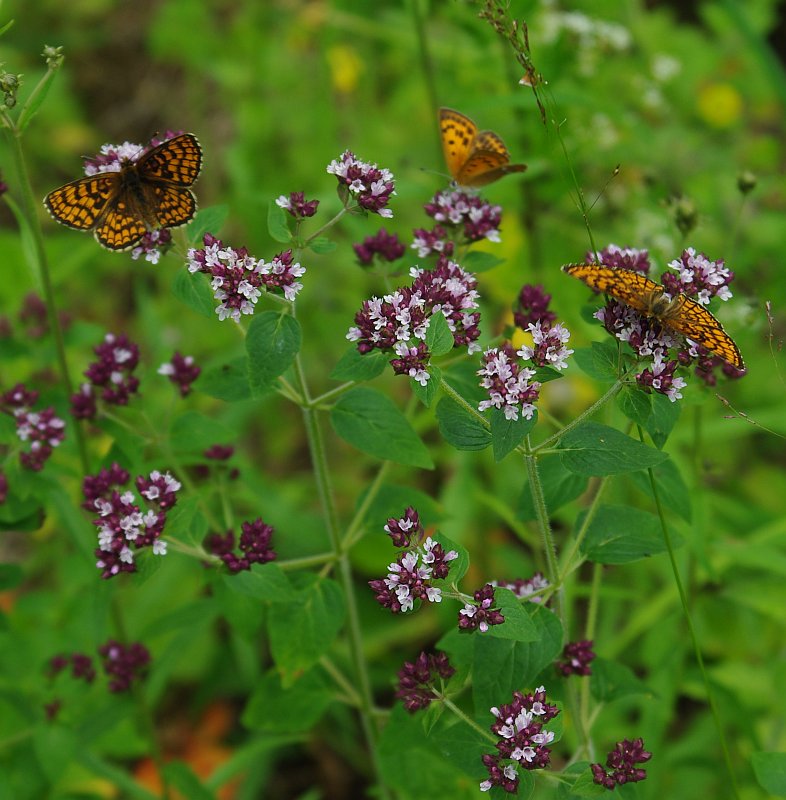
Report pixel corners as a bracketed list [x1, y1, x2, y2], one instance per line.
[562, 263, 744, 370]
[44, 133, 202, 251]
[439, 108, 526, 188]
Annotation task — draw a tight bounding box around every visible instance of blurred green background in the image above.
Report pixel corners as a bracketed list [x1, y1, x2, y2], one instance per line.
[0, 1, 785, 798]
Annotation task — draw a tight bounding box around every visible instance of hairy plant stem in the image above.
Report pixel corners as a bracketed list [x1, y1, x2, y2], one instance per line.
[2, 115, 90, 474]
[535, 379, 624, 451]
[640, 428, 740, 799]
[523, 440, 561, 616]
[290, 348, 388, 796]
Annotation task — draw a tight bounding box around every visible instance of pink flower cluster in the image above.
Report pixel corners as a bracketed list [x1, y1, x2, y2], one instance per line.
[369, 508, 458, 614]
[347, 258, 482, 384]
[480, 686, 560, 793]
[187, 234, 305, 322]
[1, 383, 65, 471]
[70, 332, 140, 419]
[327, 150, 395, 218]
[82, 463, 180, 579]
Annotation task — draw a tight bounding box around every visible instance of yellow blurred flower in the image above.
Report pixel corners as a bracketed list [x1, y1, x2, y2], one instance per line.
[327, 44, 362, 94]
[697, 82, 742, 128]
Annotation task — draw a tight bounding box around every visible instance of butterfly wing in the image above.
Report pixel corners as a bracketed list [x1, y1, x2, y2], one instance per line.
[659, 295, 745, 369]
[563, 264, 745, 369]
[439, 108, 478, 183]
[149, 183, 197, 228]
[93, 203, 148, 250]
[137, 133, 202, 187]
[44, 174, 118, 231]
[562, 264, 659, 315]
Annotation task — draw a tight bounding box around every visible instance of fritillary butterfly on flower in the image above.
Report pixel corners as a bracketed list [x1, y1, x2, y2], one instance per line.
[44, 133, 202, 251]
[562, 263, 744, 369]
[439, 108, 526, 188]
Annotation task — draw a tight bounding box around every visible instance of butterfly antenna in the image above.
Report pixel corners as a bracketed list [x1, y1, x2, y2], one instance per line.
[588, 164, 621, 213]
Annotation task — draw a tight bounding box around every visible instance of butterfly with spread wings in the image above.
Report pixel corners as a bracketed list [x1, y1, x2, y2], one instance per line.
[439, 108, 526, 188]
[44, 133, 202, 251]
[562, 263, 744, 370]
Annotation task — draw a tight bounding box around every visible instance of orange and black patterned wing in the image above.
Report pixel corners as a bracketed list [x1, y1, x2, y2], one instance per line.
[93, 203, 148, 250]
[137, 133, 202, 187]
[563, 264, 745, 369]
[659, 294, 745, 369]
[439, 108, 478, 183]
[562, 264, 660, 315]
[44, 173, 118, 231]
[149, 183, 197, 228]
[458, 149, 527, 187]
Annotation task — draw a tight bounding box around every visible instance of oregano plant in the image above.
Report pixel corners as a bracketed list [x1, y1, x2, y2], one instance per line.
[0, 3, 781, 800]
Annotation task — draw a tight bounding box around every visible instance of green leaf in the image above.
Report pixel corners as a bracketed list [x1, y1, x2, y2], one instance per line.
[642, 391, 681, 448]
[488, 588, 540, 641]
[243, 668, 333, 733]
[223, 563, 295, 602]
[472, 604, 563, 714]
[267, 574, 345, 680]
[752, 752, 786, 796]
[532, 365, 564, 384]
[630, 459, 692, 522]
[571, 341, 619, 382]
[171, 269, 215, 319]
[518, 455, 588, 521]
[308, 236, 336, 254]
[198, 357, 252, 402]
[559, 422, 668, 476]
[330, 346, 387, 382]
[187, 204, 229, 245]
[579, 504, 681, 564]
[246, 311, 301, 396]
[590, 658, 652, 702]
[0, 564, 23, 591]
[559, 764, 607, 797]
[331, 387, 433, 468]
[163, 762, 215, 800]
[33, 724, 77, 782]
[616, 385, 653, 426]
[411, 365, 440, 407]
[426, 313, 455, 356]
[491, 408, 537, 461]
[267, 200, 291, 243]
[435, 395, 490, 451]
[18, 65, 59, 131]
[0, 488, 42, 528]
[170, 410, 235, 454]
[462, 250, 505, 273]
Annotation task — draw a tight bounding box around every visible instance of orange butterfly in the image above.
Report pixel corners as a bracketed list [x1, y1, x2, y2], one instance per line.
[439, 108, 526, 188]
[44, 133, 202, 251]
[562, 264, 744, 369]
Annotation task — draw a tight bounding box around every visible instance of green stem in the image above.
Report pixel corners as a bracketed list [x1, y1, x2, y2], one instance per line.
[535, 379, 624, 451]
[558, 477, 608, 582]
[304, 207, 348, 245]
[523, 439, 562, 621]
[309, 381, 356, 408]
[440, 378, 490, 428]
[640, 428, 740, 798]
[290, 350, 388, 797]
[576, 562, 602, 761]
[2, 116, 90, 474]
[341, 460, 392, 550]
[441, 696, 496, 743]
